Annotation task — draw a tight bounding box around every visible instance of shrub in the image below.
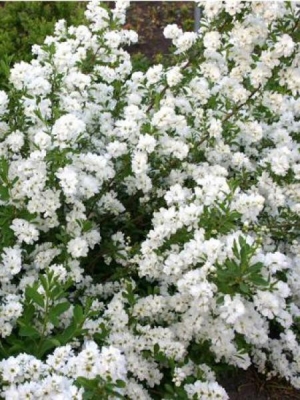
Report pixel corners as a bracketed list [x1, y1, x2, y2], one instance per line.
[0, 1, 299, 399]
[0, 2, 86, 88]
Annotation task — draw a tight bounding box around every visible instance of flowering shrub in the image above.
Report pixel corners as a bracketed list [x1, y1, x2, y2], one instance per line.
[0, 2, 86, 90]
[0, 1, 299, 398]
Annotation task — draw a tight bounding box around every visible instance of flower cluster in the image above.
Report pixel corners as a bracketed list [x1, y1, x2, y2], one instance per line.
[0, 0, 299, 398]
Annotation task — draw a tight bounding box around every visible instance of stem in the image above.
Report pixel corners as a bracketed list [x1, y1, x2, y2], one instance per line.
[222, 84, 262, 123]
[146, 58, 194, 114]
[37, 294, 50, 358]
[196, 85, 262, 147]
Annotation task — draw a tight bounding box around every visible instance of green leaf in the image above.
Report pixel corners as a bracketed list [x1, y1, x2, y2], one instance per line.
[248, 262, 264, 274]
[164, 384, 174, 394]
[56, 323, 77, 345]
[251, 276, 269, 286]
[19, 325, 40, 338]
[40, 274, 50, 293]
[154, 343, 160, 355]
[239, 282, 250, 294]
[115, 380, 126, 388]
[38, 338, 61, 356]
[0, 185, 9, 201]
[49, 301, 70, 326]
[232, 239, 240, 259]
[73, 304, 84, 323]
[25, 286, 44, 308]
[76, 376, 98, 390]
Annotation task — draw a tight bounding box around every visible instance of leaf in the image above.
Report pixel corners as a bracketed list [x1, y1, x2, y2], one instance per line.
[19, 325, 40, 338]
[38, 338, 61, 357]
[0, 158, 9, 182]
[115, 380, 126, 388]
[164, 384, 174, 394]
[239, 282, 250, 294]
[76, 376, 98, 390]
[251, 276, 269, 286]
[56, 323, 77, 345]
[73, 304, 84, 324]
[154, 343, 160, 355]
[49, 301, 70, 326]
[232, 239, 240, 259]
[0, 185, 9, 201]
[25, 286, 44, 308]
[40, 274, 50, 293]
[248, 262, 264, 274]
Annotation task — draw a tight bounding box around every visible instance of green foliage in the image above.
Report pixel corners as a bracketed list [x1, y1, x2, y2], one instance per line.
[0, 271, 100, 360]
[75, 376, 126, 400]
[0, 2, 86, 89]
[130, 52, 152, 72]
[214, 236, 270, 298]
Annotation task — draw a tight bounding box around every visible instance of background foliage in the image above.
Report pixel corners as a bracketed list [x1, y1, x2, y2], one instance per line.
[0, 2, 86, 88]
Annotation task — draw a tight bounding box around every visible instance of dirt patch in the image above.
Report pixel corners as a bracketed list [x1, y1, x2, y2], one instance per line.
[220, 367, 300, 400]
[125, 2, 194, 61]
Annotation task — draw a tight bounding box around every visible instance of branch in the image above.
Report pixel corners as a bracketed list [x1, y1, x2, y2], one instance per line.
[197, 85, 262, 147]
[146, 59, 193, 114]
[222, 84, 262, 123]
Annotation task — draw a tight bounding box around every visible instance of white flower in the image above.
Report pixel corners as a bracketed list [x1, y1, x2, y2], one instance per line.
[83, 229, 101, 249]
[104, 30, 122, 48]
[52, 114, 86, 149]
[85, 0, 110, 31]
[0, 357, 21, 383]
[48, 264, 68, 283]
[163, 24, 182, 40]
[166, 66, 183, 87]
[1, 246, 22, 276]
[106, 141, 128, 158]
[5, 130, 24, 152]
[67, 237, 89, 258]
[274, 34, 295, 58]
[0, 91, 9, 115]
[56, 166, 78, 196]
[137, 134, 156, 153]
[164, 184, 191, 206]
[131, 151, 148, 175]
[219, 294, 246, 324]
[33, 130, 52, 150]
[231, 191, 265, 222]
[254, 290, 281, 319]
[174, 32, 197, 53]
[145, 64, 163, 85]
[203, 31, 221, 50]
[184, 380, 229, 400]
[10, 219, 39, 245]
[98, 345, 127, 381]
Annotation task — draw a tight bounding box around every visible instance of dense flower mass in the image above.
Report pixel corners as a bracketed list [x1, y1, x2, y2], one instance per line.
[0, 0, 299, 398]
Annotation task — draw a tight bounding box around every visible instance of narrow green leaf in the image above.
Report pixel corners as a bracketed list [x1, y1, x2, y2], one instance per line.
[73, 304, 84, 323]
[38, 338, 61, 356]
[56, 323, 77, 345]
[49, 301, 70, 326]
[251, 276, 269, 286]
[25, 286, 44, 308]
[239, 282, 250, 294]
[19, 325, 40, 338]
[115, 380, 126, 388]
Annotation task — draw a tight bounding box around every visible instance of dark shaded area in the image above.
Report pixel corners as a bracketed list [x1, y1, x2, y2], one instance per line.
[220, 367, 300, 399]
[125, 2, 194, 62]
